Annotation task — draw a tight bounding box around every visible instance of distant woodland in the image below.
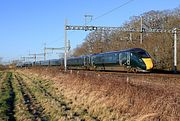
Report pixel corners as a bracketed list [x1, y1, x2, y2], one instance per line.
[73, 7, 180, 70]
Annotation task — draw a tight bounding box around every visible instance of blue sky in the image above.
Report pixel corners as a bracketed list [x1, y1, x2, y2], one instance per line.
[0, 0, 179, 63]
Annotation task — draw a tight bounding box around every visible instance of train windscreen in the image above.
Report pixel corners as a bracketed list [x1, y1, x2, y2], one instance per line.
[136, 50, 150, 58]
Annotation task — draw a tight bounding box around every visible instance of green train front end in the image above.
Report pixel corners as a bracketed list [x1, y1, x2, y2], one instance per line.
[129, 49, 153, 71]
[90, 48, 153, 72]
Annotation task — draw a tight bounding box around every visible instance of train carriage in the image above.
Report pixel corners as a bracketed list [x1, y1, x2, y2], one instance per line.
[49, 59, 62, 66]
[17, 48, 153, 72]
[41, 60, 50, 66]
[67, 56, 89, 70]
[34, 61, 42, 66]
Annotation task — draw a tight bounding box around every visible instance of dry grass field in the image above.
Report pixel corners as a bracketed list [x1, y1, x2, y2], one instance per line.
[0, 68, 180, 121]
[16, 68, 180, 121]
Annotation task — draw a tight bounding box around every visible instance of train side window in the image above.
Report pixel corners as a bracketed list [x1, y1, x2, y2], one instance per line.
[104, 54, 113, 63]
[94, 55, 103, 64]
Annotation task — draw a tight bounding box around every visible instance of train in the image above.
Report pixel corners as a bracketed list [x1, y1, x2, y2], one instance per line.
[16, 48, 153, 72]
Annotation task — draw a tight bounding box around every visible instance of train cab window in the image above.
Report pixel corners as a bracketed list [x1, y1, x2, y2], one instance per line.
[135, 51, 150, 58]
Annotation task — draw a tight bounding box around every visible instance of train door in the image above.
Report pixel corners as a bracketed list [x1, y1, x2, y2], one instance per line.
[119, 53, 123, 65]
[126, 52, 130, 66]
[119, 52, 130, 66]
[83, 56, 86, 66]
[91, 56, 94, 66]
[119, 52, 127, 65]
[85, 56, 90, 69]
[83, 56, 89, 68]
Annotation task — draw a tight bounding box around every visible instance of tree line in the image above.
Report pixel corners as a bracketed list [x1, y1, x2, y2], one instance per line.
[72, 7, 180, 70]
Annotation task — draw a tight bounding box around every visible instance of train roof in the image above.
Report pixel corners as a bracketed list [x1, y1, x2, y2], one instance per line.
[35, 58, 62, 62]
[125, 48, 147, 52]
[67, 55, 88, 59]
[93, 48, 147, 55]
[24, 61, 32, 64]
[48, 59, 61, 61]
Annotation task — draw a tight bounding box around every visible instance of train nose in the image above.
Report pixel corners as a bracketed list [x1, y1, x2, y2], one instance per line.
[142, 58, 153, 70]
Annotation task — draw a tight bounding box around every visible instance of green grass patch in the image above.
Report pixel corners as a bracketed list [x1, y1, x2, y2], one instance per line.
[0, 72, 15, 121]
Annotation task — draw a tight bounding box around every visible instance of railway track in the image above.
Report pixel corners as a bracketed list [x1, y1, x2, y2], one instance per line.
[24, 66, 180, 79]
[65, 69, 180, 95]
[65, 69, 180, 78]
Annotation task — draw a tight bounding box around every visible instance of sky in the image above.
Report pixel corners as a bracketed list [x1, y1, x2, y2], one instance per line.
[0, 0, 179, 63]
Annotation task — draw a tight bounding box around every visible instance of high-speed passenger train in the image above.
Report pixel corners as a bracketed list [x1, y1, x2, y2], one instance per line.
[17, 48, 153, 72]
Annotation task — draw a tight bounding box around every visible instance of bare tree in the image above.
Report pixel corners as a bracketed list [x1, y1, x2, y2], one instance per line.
[73, 7, 180, 70]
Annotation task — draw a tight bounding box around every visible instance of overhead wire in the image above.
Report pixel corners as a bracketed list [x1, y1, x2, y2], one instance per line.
[89, 0, 135, 24]
[41, 0, 136, 55]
